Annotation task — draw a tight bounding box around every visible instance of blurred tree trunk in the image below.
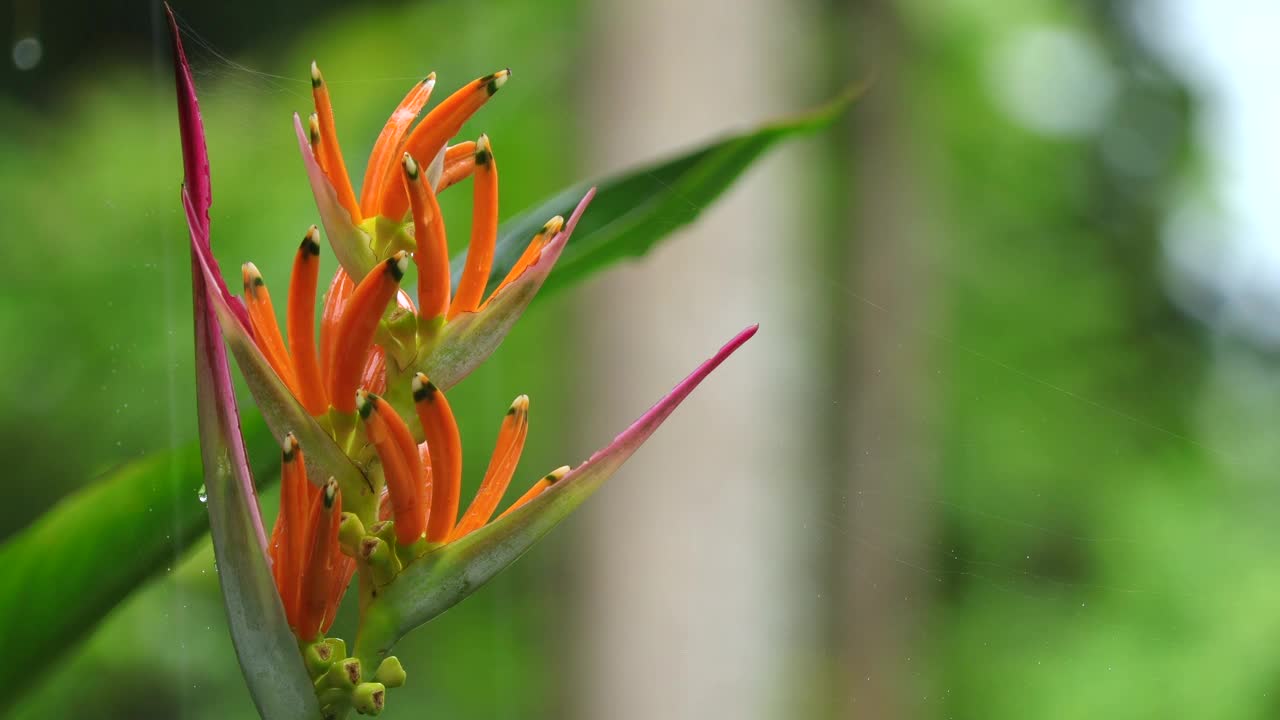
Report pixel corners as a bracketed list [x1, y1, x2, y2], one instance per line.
[568, 0, 816, 718]
[825, 0, 933, 716]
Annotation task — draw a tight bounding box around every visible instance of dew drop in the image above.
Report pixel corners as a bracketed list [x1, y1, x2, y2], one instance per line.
[12, 37, 41, 71]
[197, 484, 208, 504]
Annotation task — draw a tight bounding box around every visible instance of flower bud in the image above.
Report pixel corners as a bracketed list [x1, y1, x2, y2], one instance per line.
[369, 520, 398, 548]
[304, 640, 336, 679]
[324, 637, 347, 661]
[338, 512, 366, 557]
[323, 657, 361, 691]
[353, 682, 386, 715]
[360, 536, 400, 585]
[374, 656, 406, 688]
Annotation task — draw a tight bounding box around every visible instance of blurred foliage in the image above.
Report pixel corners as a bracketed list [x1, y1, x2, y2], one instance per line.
[895, 1, 1280, 718]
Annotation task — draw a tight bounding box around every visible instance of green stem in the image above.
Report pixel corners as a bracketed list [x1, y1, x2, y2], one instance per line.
[353, 592, 401, 675]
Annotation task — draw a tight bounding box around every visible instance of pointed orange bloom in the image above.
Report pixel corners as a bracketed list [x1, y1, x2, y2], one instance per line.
[318, 268, 355, 387]
[451, 395, 527, 539]
[297, 477, 343, 641]
[357, 390, 428, 546]
[412, 373, 462, 542]
[327, 253, 409, 413]
[437, 141, 478, 192]
[402, 153, 451, 322]
[340, 373, 567, 551]
[310, 62, 361, 223]
[242, 263, 300, 397]
[377, 70, 509, 220]
[268, 437, 354, 642]
[360, 74, 436, 215]
[449, 135, 499, 319]
[498, 465, 570, 520]
[286, 226, 328, 416]
[374, 377, 559, 547]
[483, 215, 563, 308]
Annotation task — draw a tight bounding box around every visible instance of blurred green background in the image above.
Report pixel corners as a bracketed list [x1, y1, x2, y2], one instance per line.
[2, 0, 1275, 717]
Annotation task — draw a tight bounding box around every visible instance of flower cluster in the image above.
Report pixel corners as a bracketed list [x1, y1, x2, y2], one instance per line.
[242, 61, 587, 645]
[169, 6, 753, 718]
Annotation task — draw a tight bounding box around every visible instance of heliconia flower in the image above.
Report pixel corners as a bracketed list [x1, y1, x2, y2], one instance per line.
[167, 5, 755, 716]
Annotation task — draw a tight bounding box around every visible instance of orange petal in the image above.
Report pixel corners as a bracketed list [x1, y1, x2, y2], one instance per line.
[311, 61, 362, 224]
[481, 215, 563, 310]
[448, 135, 498, 319]
[282, 435, 315, 583]
[360, 290, 414, 396]
[402, 153, 451, 322]
[268, 510, 290, 624]
[273, 434, 316, 633]
[298, 478, 340, 641]
[450, 394, 528, 540]
[418, 441, 435, 525]
[412, 373, 463, 542]
[378, 69, 509, 219]
[357, 390, 428, 545]
[319, 269, 354, 387]
[359, 74, 436, 216]
[287, 226, 329, 416]
[437, 141, 477, 193]
[322, 554, 356, 635]
[360, 344, 387, 396]
[327, 253, 409, 414]
[242, 262, 300, 397]
[496, 465, 569, 520]
[307, 113, 326, 175]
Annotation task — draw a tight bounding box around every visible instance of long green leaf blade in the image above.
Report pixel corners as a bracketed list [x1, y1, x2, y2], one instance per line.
[171, 6, 318, 715]
[0, 415, 275, 711]
[194, 236, 320, 720]
[451, 89, 855, 297]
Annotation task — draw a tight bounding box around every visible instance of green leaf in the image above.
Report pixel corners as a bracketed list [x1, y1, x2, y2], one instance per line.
[150, 10, 316, 716]
[0, 414, 276, 714]
[191, 187, 321, 718]
[194, 348, 320, 720]
[0, 91, 850, 707]
[451, 88, 856, 297]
